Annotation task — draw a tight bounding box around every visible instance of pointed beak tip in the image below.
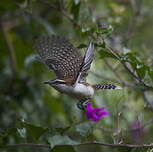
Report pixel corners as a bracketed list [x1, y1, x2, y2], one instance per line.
[43, 81, 49, 84]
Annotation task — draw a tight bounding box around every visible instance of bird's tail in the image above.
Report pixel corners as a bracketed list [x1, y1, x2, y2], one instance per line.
[92, 84, 122, 90]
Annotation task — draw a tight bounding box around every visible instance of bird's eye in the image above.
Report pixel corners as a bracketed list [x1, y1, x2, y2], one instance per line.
[57, 81, 65, 84]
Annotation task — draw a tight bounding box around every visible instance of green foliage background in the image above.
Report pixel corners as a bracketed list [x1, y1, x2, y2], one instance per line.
[0, 0, 153, 152]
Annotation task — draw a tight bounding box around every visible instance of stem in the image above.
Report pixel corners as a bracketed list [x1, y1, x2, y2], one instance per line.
[3, 142, 153, 149]
[106, 45, 153, 90]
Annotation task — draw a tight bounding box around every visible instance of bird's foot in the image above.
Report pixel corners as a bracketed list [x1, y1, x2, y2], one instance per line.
[77, 100, 90, 110]
[77, 101, 84, 110]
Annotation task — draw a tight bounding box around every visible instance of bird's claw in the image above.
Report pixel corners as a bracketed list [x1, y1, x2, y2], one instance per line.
[77, 100, 90, 110]
[77, 101, 84, 110]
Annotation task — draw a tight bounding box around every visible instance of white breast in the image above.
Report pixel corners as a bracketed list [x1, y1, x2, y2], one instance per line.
[73, 83, 94, 99]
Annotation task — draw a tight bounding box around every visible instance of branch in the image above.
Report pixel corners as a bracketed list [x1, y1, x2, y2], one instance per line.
[106, 45, 153, 90]
[98, 118, 153, 133]
[104, 60, 123, 81]
[4, 143, 50, 148]
[4, 142, 153, 149]
[121, 60, 153, 90]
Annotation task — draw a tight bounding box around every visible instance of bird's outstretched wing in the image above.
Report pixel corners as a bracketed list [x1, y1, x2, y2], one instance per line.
[35, 35, 83, 84]
[75, 41, 95, 83]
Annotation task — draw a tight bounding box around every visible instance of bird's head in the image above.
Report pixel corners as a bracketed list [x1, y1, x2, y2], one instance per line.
[44, 79, 66, 89]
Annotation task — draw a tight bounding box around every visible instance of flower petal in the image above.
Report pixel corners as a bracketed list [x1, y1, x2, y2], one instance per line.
[85, 102, 109, 122]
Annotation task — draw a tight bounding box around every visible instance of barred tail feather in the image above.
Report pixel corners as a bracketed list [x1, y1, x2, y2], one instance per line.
[92, 84, 122, 90]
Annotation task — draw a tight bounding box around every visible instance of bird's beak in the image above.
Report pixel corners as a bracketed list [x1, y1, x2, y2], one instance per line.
[43, 80, 52, 84]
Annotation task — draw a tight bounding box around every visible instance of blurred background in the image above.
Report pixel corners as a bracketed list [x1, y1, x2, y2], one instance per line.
[0, 0, 153, 152]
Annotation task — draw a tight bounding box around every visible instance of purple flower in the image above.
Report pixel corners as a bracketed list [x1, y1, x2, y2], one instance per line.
[85, 102, 109, 122]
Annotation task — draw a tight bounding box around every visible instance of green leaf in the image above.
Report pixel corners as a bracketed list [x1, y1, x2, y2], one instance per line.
[55, 126, 71, 135]
[99, 49, 119, 59]
[81, 24, 113, 37]
[149, 70, 153, 80]
[96, 43, 119, 60]
[121, 52, 150, 79]
[136, 65, 148, 79]
[20, 121, 48, 141]
[77, 43, 87, 49]
[97, 25, 114, 37]
[0, 128, 17, 145]
[121, 52, 139, 66]
[75, 122, 92, 137]
[50, 145, 76, 152]
[48, 135, 79, 149]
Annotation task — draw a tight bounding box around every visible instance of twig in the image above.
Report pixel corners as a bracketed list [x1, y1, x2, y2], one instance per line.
[116, 112, 122, 143]
[3, 142, 153, 149]
[99, 118, 153, 133]
[106, 45, 153, 90]
[122, 62, 153, 90]
[104, 59, 127, 84]
[104, 60, 122, 80]
[4, 143, 50, 148]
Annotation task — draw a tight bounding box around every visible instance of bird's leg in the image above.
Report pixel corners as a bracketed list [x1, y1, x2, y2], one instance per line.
[77, 99, 90, 110]
[77, 100, 84, 110]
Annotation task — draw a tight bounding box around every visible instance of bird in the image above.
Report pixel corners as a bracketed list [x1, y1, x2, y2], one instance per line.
[35, 35, 121, 108]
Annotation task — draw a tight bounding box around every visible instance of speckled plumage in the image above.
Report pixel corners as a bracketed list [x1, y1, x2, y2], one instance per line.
[35, 35, 83, 84]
